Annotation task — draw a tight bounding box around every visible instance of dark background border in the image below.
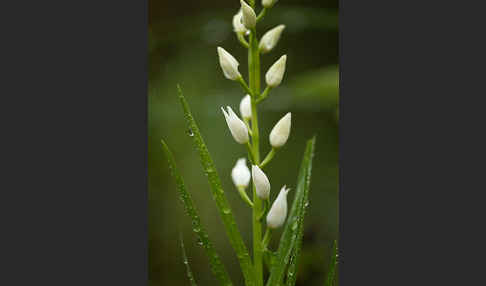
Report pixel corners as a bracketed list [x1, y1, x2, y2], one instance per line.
[2, 0, 484, 284]
[1, 0, 148, 284]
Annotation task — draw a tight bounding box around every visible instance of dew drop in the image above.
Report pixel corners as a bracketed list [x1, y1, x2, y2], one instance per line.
[196, 238, 203, 245]
[186, 129, 194, 137]
[193, 227, 201, 233]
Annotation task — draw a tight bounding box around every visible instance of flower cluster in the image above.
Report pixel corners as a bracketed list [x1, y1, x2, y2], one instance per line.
[218, 0, 292, 230]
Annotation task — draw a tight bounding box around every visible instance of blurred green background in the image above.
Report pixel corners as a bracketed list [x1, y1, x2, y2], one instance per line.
[148, 0, 338, 285]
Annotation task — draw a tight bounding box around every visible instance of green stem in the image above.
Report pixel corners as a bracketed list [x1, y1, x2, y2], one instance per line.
[238, 186, 254, 207]
[238, 77, 253, 96]
[260, 148, 277, 169]
[249, 27, 264, 286]
[256, 86, 271, 103]
[262, 229, 272, 250]
[237, 33, 249, 48]
[257, 8, 267, 22]
[246, 142, 255, 164]
[257, 199, 269, 221]
[244, 118, 253, 135]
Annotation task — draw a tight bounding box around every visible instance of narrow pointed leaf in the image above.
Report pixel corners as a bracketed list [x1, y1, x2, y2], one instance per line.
[162, 140, 233, 286]
[285, 137, 315, 286]
[267, 137, 315, 286]
[176, 85, 255, 286]
[324, 240, 338, 286]
[180, 234, 198, 286]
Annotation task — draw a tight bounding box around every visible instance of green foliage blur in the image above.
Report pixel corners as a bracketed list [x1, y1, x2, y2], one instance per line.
[148, 0, 338, 285]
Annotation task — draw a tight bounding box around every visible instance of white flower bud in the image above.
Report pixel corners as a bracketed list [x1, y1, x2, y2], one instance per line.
[232, 158, 251, 188]
[252, 165, 270, 200]
[269, 112, 291, 148]
[221, 106, 249, 144]
[217, 47, 241, 81]
[267, 186, 290, 229]
[240, 0, 256, 29]
[265, 55, 287, 87]
[259, 25, 285, 54]
[239, 94, 252, 120]
[262, 0, 278, 8]
[233, 10, 248, 34]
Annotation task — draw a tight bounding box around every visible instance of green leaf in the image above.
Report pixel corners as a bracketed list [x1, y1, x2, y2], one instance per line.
[285, 145, 315, 286]
[324, 240, 338, 286]
[287, 137, 315, 285]
[267, 137, 316, 286]
[285, 162, 314, 286]
[176, 85, 256, 286]
[162, 140, 233, 286]
[180, 234, 198, 286]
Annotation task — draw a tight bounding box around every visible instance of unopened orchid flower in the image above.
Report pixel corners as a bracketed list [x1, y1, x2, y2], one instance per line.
[269, 112, 291, 148]
[221, 106, 249, 144]
[266, 186, 290, 229]
[232, 158, 251, 188]
[217, 47, 241, 81]
[252, 165, 270, 199]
